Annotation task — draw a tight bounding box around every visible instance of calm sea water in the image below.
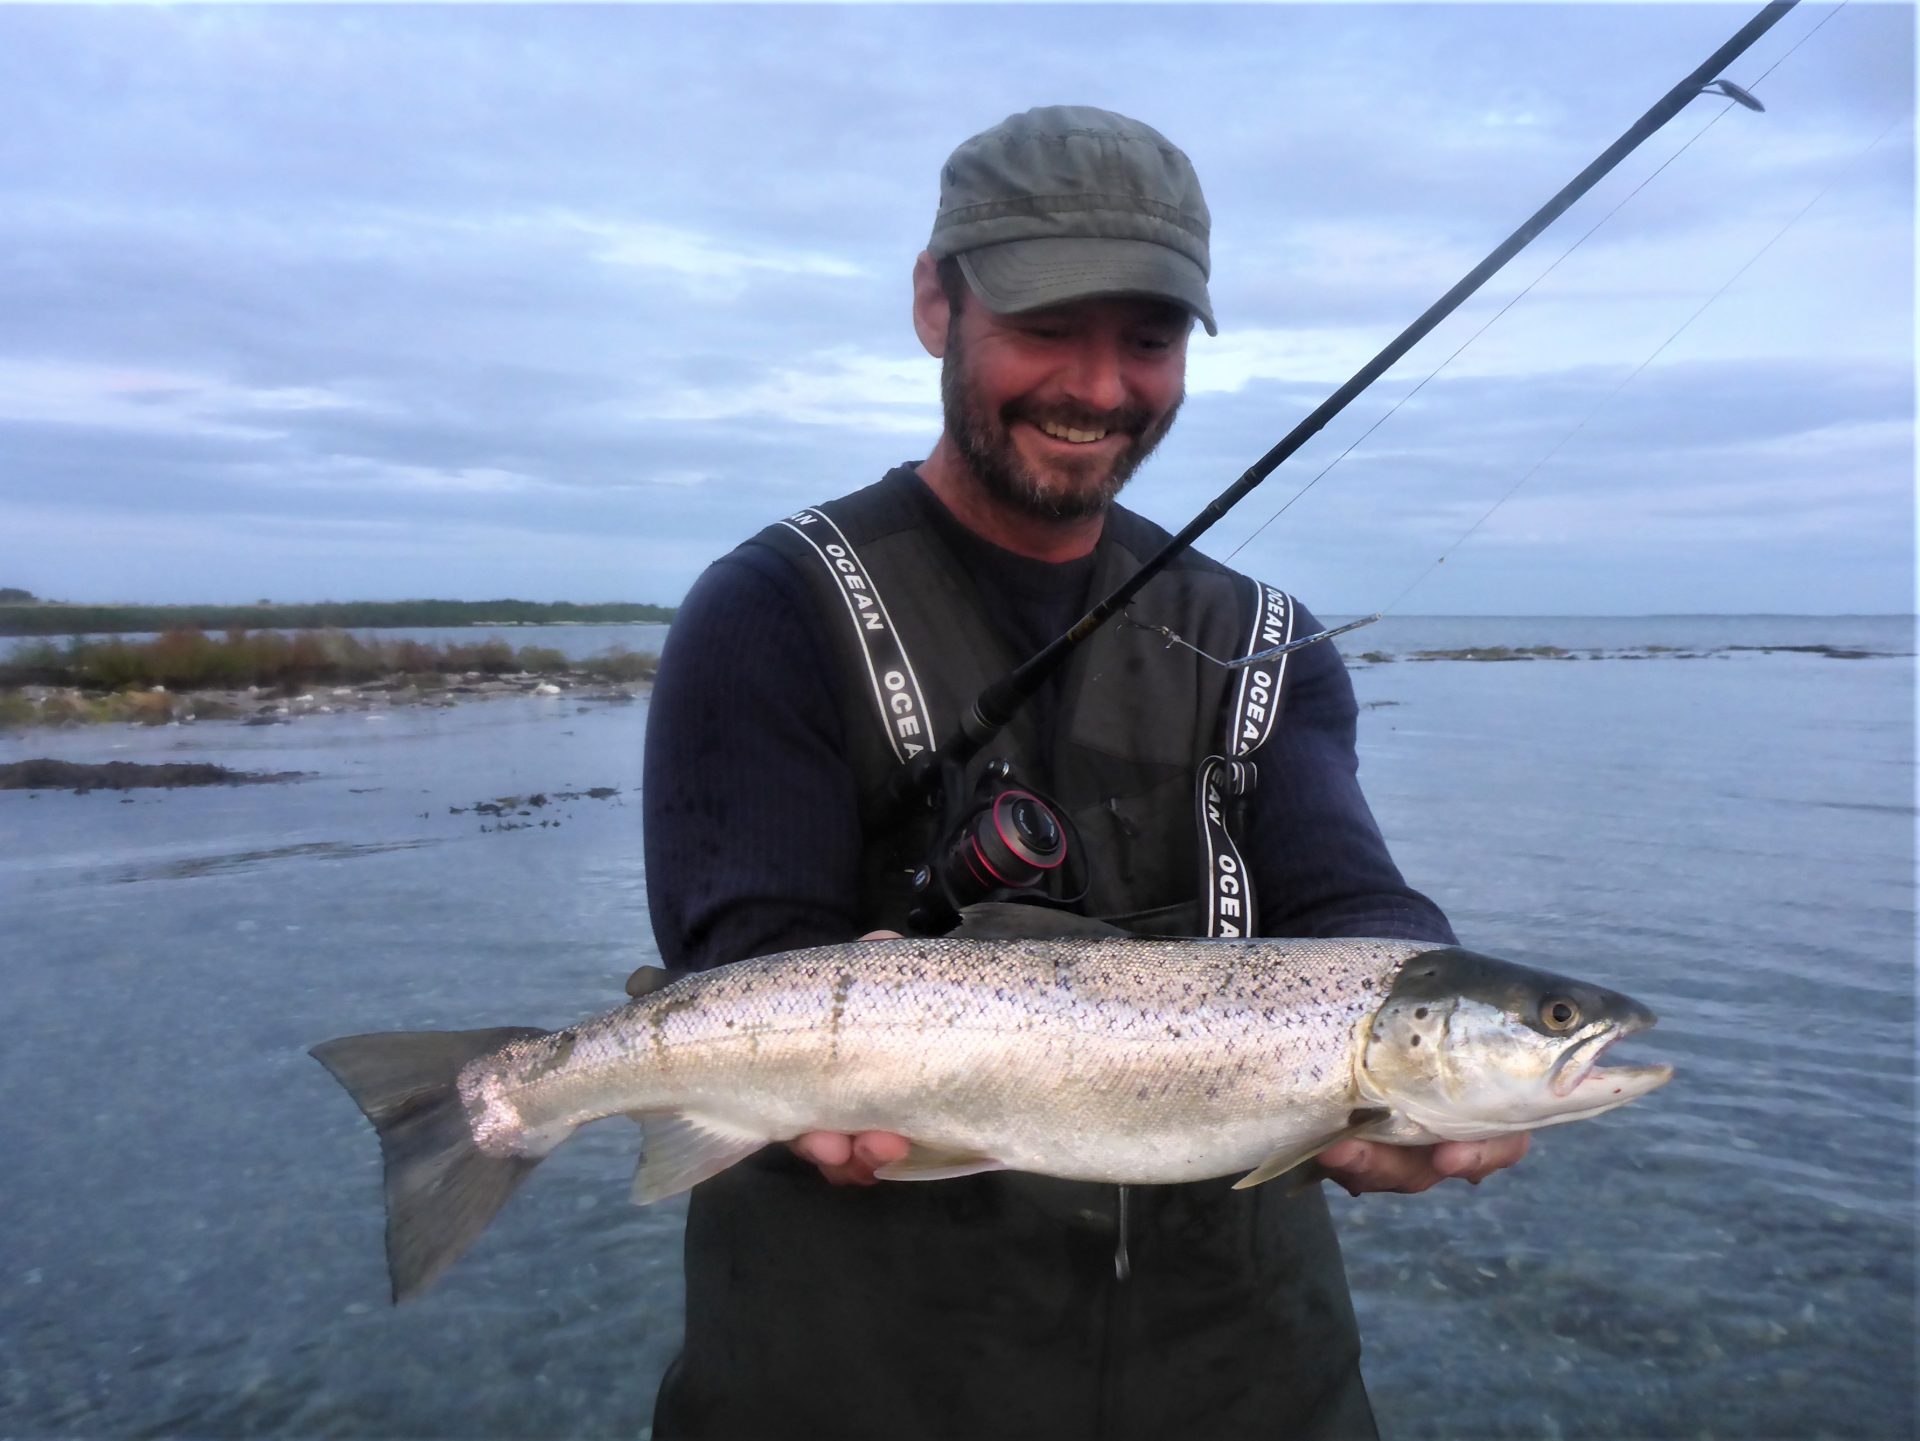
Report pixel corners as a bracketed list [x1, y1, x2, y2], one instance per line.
[0, 616, 1911, 1439]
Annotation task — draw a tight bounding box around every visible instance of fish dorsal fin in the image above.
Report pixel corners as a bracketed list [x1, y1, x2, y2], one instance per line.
[1232, 1107, 1393, 1192]
[949, 902, 1132, 942]
[630, 1112, 766, 1204]
[872, 1141, 1008, 1182]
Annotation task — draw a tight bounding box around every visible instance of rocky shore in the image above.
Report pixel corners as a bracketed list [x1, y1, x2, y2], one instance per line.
[1, 670, 645, 729]
[1349, 641, 1887, 665]
[2, 640, 1890, 729]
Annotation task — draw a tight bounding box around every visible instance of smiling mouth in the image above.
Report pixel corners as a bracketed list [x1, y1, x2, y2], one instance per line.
[1034, 418, 1112, 445]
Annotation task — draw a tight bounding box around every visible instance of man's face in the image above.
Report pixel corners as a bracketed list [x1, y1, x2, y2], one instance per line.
[939, 290, 1190, 522]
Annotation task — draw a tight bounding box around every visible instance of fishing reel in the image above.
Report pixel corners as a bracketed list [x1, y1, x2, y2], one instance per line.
[905, 758, 1087, 935]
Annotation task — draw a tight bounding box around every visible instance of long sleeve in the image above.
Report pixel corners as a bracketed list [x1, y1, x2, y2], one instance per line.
[1243, 605, 1457, 944]
[646, 549, 1453, 963]
[642, 546, 867, 971]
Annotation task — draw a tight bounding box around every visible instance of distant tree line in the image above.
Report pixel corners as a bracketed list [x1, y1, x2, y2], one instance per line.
[0, 598, 675, 637]
[1, 628, 658, 692]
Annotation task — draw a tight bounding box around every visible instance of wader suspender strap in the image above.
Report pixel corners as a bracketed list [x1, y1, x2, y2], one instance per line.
[1196, 583, 1293, 938]
[777, 509, 936, 764]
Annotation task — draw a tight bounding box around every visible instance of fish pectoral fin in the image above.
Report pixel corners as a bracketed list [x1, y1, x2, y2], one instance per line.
[872, 1142, 1008, 1182]
[630, 1112, 767, 1204]
[1232, 1107, 1394, 1192]
[949, 902, 1134, 942]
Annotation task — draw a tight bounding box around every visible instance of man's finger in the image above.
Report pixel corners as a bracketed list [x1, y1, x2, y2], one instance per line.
[791, 1130, 914, 1186]
[791, 1131, 853, 1168]
[1434, 1132, 1531, 1183]
[1317, 1140, 1441, 1195]
[853, 1131, 911, 1169]
[1318, 1140, 1368, 1173]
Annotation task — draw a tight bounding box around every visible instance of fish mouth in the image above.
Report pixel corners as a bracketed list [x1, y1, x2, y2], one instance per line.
[1549, 1018, 1674, 1104]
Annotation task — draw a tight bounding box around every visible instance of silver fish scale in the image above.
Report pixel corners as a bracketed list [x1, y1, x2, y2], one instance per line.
[463, 935, 1431, 1184]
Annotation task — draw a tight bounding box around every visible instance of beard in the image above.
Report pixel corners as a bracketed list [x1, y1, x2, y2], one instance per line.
[940, 331, 1182, 523]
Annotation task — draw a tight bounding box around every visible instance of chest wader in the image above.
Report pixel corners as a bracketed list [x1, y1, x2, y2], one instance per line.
[653, 472, 1379, 1441]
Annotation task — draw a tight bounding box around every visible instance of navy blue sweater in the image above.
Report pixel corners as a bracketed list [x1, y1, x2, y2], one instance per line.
[644, 470, 1454, 971]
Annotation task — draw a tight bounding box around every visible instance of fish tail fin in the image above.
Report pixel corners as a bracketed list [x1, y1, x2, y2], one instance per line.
[311, 1026, 547, 1304]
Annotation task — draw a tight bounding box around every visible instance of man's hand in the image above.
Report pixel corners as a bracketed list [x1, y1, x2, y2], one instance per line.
[1317, 1133, 1530, 1195]
[790, 1129, 913, 1186]
[790, 929, 911, 1186]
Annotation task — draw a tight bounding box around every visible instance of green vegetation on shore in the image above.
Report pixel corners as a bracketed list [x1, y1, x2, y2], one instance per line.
[1, 628, 657, 695]
[0, 598, 674, 637]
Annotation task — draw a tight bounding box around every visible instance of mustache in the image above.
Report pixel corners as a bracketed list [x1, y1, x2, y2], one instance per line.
[1006, 402, 1155, 437]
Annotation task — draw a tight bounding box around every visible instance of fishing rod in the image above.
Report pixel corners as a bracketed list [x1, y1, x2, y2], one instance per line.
[885, 0, 1798, 831]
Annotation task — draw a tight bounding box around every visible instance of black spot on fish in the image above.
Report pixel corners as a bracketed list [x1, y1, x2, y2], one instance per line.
[827, 970, 854, 1062]
[649, 991, 698, 1056]
[542, 1028, 578, 1075]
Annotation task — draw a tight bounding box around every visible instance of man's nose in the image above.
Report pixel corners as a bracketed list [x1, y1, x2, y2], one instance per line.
[1060, 337, 1128, 414]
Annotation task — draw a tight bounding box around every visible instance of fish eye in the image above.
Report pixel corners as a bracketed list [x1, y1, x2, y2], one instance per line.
[1540, 996, 1581, 1031]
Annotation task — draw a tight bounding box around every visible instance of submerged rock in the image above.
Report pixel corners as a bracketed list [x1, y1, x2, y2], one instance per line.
[0, 759, 305, 792]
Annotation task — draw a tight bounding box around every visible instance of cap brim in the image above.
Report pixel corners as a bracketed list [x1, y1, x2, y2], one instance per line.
[958, 237, 1216, 336]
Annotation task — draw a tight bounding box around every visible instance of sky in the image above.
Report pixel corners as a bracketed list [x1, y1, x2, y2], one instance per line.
[0, 2, 1911, 616]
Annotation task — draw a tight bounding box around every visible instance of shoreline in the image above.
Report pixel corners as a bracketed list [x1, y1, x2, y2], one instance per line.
[0, 669, 647, 730]
[1, 639, 1901, 731]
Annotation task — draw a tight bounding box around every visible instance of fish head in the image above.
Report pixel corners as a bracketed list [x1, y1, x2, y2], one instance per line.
[1357, 946, 1673, 1138]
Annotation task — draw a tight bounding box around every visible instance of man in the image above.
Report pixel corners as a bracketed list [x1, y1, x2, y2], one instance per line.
[642, 105, 1526, 1440]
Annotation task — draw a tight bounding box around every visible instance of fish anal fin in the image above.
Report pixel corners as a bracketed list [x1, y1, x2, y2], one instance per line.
[631, 1112, 767, 1204]
[1232, 1107, 1393, 1192]
[873, 1141, 1008, 1182]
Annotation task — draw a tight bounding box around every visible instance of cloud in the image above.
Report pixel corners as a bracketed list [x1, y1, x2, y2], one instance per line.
[629, 346, 939, 435]
[0, 2, 1907, 611]
[556, 214, 866, 289]
[0, 358, 371, 439]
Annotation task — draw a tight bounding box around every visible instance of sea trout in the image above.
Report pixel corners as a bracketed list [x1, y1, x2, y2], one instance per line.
[312, 905, 1671, 1301]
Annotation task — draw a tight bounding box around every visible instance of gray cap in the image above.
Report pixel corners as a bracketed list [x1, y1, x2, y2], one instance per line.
[928, 105, 1216, 336]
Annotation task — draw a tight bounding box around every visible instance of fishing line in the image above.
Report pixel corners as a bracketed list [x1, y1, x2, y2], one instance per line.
[1135, 103, 1912, 673]
[1369, 106, 1906, 624]
[1221, 114, 1728, 565]
[1220, 0, 1852, 571]
[888, 2, 1803, 813]
[1748, 0, 1850, 86]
